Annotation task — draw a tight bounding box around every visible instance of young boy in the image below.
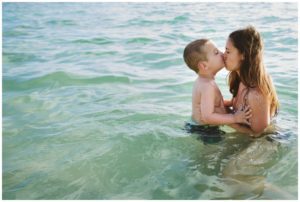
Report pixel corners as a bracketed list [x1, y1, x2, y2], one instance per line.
[183, 39, 251, 127]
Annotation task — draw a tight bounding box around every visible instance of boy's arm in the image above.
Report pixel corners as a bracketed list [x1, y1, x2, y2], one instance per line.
[223, 99, 233, 107]
[200, 85, 249, 125]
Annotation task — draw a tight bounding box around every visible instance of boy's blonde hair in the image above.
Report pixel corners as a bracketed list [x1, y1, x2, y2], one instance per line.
[183, 39, 209, 73]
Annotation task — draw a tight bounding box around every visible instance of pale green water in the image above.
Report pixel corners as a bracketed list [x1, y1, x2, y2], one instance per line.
[3, 3, 298, 199]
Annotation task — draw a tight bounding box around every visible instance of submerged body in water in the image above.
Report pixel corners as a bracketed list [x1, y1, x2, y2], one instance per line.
[184, 121, 225, 144]
[185, 119, 295, 199]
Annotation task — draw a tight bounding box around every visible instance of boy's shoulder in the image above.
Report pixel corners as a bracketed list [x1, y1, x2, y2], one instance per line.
[193, 77, 218, 94]
[195, 76, 212, 83]
[195, 76, 217, 88]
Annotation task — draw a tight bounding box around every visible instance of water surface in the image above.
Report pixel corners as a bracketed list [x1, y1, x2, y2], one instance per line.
[3, 3, 298, 199]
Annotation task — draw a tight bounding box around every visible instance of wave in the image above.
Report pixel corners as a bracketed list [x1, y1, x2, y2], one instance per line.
[3, 52, 46, 64]
[121, 14, 189, 28]
[46, 19, 77, 26]
[71, 37, 114, 45]
[124, 51, 174, 62]
[126, 37, 157, 44]
[3, 71, 131, 91]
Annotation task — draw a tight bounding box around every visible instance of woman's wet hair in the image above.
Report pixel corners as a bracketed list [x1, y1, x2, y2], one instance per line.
[228, 26, 279, 115]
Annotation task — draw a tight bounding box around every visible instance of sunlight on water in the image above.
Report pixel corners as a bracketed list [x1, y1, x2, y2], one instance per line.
[2, 2, 298, 199]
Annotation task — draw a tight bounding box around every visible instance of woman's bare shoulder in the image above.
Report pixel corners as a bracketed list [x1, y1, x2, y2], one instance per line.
[248, 88, 267, 102]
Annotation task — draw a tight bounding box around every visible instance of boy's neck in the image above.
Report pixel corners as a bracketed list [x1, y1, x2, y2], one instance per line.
[198, 72, 216, 80]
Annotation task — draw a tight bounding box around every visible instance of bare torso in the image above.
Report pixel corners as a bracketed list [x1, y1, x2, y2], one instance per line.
[192, 77, 227, 124]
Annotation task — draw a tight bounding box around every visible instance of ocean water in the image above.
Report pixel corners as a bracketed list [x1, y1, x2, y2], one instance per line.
[2, 3, 298, 200]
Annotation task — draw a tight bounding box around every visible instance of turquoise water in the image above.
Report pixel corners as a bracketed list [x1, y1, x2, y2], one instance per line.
[2, 3, 298, 199]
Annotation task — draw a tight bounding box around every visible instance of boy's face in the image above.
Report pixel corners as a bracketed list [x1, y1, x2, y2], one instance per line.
[204, 41, 224, 72]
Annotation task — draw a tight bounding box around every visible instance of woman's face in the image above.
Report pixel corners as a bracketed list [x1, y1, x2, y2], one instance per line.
[224, 38, 244, 72]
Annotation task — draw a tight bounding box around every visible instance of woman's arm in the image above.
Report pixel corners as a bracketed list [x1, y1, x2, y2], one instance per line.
[246, 90, 270, 135]
[228, 123, 257, 135]
[227, 90, 270, 137]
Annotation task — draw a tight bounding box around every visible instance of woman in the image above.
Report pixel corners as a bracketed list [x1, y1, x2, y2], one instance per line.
[223, 26, 279, 137]
[220, 26, 287, 198]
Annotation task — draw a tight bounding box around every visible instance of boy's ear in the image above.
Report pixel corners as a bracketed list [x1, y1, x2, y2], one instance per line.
[197, 61, 208, 71]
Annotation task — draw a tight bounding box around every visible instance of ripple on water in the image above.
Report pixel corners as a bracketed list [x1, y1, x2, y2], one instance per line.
[2, 2, 298, 200]
[3, 71, 131, 92]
